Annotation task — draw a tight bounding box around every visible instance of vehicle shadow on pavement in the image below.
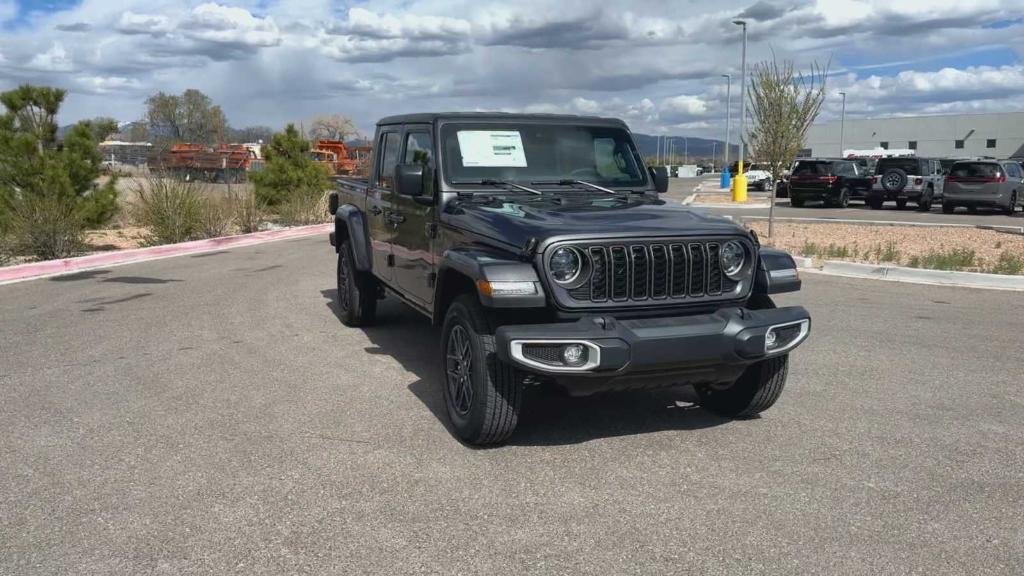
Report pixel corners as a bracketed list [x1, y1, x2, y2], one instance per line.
[322, 290, 733, 446]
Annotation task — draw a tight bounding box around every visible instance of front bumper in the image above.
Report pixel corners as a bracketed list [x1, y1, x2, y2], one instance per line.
[495, 306, 810, 395]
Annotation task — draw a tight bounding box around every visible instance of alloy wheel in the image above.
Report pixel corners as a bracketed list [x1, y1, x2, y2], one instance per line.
[446, 325, 474, 416]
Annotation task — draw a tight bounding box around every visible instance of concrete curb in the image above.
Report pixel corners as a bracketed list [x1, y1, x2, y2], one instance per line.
[681, 193, 697, 206]
[691, 202, 772, 209]
[740, 215, 1024, 234]
[796, 258, 1024, 291]
[0, 223, 332, 286]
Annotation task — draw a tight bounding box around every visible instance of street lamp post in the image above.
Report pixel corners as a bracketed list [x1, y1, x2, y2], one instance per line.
[721, 73, 732, 188]
[732, 19, 748, 203]
[838, 91, 847, 158]
[684, 136, 688, 165]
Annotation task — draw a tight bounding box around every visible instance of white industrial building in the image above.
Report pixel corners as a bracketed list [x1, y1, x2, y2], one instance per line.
[803, 111, 1024, 159]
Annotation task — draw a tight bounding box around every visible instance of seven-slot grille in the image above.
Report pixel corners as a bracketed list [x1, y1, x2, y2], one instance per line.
[566, 241, 734, 304]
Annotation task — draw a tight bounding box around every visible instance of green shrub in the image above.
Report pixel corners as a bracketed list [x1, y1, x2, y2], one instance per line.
[131, 176, 205, 245]
[989, 251, 1024, 275]
[277, 188, 329, 226]
[199, 196, 234, 239]
[874, 241, 900, 263]
[906, 247, 977, 271]
[251, 124, 330, 208]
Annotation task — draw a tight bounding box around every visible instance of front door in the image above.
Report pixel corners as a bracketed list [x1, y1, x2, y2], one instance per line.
[392, 126, 436, 305]
[368, 129, 401, 283]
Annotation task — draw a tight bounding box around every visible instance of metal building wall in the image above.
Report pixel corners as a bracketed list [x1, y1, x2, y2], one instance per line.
[804, 112, 1024, 159]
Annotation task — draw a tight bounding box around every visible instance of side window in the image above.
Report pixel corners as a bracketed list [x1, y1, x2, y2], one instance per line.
[404, 132, 433, 166]
[376, 131, 401, 189]
[1007, 163, 1021, 178]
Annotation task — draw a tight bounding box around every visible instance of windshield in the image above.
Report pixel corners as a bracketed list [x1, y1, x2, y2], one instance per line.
[792, 161, 832, 176]
[441, 123, 647, 189]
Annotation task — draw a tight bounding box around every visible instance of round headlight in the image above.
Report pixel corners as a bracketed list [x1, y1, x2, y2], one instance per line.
[720, 241, 746, 278]
[549, 247, 583, 284]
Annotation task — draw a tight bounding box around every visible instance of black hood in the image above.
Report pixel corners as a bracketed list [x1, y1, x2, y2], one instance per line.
[442, 194, 747, 251]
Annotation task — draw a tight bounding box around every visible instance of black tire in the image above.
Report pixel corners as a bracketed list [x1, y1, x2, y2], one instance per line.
[895, 198, 908, 210]
[790, 196, 805, 208]
[336, 240, 377, 327]
[967, 205, 978, 214]
[837, 187, 851, 208]
[942, 202, 955, 214]
[697, 294, 788, 417]
[441, 295, 523, 445]
[918, 188, 933, 211]
[1005, 192, 1018, 216]
[868, 197, 884, 210]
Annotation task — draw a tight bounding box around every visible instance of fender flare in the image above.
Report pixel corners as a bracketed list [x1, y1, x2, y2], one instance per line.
[753, 248, 802, 295]
[334, 204, 372, 272]
[435, 247, 546, 315]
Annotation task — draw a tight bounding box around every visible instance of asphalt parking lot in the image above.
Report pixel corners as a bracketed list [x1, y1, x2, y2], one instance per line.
[2, 236, 1023, 574]
[666, 177, 1024, 228]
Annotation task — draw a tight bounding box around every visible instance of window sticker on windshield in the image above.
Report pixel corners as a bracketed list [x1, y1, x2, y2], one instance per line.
[456, 131, 528, 167]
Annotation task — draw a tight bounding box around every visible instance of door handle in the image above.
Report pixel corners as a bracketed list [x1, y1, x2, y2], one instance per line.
[369, 206, 383, 216]
[387, 213, 406, 225]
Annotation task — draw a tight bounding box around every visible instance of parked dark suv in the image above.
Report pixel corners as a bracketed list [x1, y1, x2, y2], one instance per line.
[328, 113, 811, 445]
[788, 158, 872, 208]
[869, 157, 944, 210]
[943, 160, 1023, 215]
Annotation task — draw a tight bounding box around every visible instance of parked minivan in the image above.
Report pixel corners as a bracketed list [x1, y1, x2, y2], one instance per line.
[942, 160, 1023, 215]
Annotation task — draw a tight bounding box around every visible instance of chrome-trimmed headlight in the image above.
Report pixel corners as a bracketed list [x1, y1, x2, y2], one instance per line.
[549, 246, 585, 285]
[720, 240, 746, 278]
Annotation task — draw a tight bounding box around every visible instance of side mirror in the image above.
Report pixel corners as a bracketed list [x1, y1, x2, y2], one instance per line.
[650, 166, 669, 193]
[395, 163, 425, 197]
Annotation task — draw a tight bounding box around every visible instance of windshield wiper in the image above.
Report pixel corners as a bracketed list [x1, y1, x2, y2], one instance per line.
[531, 179, 619, 194]
[451, 179, 542, 195]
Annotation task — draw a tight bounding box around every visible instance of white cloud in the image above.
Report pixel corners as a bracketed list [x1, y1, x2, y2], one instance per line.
[116, 12, 174, 36]
[26, 42, 74, 72]
[661, 95, 708, 116]
[338, 7, 471, 40]
[182, 3, 282, 47]
[78, 76, 144, 94]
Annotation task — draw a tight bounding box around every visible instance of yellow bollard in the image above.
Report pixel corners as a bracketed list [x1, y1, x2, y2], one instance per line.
[732, 160, 748, 203]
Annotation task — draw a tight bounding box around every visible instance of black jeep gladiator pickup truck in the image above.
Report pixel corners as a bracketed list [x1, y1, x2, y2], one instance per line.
[329, 113, 811, 445]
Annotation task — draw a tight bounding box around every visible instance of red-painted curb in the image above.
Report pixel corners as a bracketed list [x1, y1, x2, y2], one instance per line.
[0, 224, 332, 285]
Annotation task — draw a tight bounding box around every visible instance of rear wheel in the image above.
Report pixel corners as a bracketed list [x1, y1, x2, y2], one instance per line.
[837, 187, 851, 208]
[868, 197, 884, 210]
[1005, 192, 1018, 216]
[918, 188, 934, 211]
[441, 295, 523, 445]
[896, 198, 908, 210]
[336, 240, 377, 327]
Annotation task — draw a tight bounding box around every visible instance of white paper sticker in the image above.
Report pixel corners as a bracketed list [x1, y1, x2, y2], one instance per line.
[456, 131, 528, 167]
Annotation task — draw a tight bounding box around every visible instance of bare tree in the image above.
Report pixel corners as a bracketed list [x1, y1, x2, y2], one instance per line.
[747, 56, 829, 237]
[307, 114, 359, 142]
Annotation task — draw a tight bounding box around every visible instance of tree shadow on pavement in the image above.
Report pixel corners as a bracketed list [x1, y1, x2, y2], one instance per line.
[321, 289, 733, 447]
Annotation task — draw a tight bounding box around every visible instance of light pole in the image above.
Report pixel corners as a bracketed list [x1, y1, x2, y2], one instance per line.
[732, 19, 748, 202]
[684, 136, 688, 165]
[721, 74, 732, 188]
[838, 91, 847, 158]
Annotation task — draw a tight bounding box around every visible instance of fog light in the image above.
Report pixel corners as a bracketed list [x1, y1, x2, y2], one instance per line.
[765, 320, 809, 354]
[561, 343, 587, 366]
[765, 330, 777, 348]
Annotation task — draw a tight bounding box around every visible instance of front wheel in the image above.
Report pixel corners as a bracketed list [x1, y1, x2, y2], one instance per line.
[1005, 192, 1018, 216]
[441, 295, 523, 445]
[868, 197, 884, 210]
[895, 198, 908, 210]
[697, 355, 789, 417]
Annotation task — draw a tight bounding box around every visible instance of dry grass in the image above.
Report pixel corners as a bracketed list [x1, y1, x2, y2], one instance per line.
[749, 221, 1024, 274]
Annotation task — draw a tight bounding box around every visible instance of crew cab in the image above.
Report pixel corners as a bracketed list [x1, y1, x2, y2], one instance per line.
[328, 113, 811, 445]
[788, 158, 873, 208]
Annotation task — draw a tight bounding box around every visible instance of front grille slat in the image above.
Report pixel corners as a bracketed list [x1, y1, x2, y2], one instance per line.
[555, 238, 747, 306]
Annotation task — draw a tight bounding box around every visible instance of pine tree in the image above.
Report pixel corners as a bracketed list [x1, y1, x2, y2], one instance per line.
[252, 124, 330, 207]
[0, 85, 119, 259]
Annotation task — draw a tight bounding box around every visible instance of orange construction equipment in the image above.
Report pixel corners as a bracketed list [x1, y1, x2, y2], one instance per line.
[312, 140, 361, 176]
[162, 143, 257, 183]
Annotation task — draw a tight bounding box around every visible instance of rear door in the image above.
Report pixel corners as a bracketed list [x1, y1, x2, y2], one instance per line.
[368, 128, 401, 283]
[391, 125, 436, 306]
[790, 160, 831, 193]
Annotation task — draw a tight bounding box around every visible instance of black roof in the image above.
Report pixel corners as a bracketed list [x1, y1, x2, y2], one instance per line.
[377, 112, 628, 127]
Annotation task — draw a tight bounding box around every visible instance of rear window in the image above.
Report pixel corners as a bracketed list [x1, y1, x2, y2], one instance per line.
[792, 161, 831, 175]
[875, 158, 919, 174]
[949, 162, 1001, 178]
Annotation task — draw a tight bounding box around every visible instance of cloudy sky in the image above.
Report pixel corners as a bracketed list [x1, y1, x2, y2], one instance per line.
[1, 0, 1023, 138]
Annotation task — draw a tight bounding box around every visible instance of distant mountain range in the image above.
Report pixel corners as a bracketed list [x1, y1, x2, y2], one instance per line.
[632, 133, 736, 163]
